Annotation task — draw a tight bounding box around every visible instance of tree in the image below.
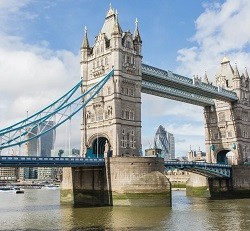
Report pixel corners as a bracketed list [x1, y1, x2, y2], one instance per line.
[58, 149, 64, 157]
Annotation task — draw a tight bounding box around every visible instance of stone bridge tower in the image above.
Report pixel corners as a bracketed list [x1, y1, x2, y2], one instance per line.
[80, 6, 142, 157]
[204, 57, 250, 164]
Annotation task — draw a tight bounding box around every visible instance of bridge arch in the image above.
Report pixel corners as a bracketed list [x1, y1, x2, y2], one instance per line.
[216, 149, 236, 165]
[86, 133, 111, 158]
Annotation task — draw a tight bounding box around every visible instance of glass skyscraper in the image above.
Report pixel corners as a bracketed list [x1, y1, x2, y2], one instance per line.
[154, 125, 175, 160]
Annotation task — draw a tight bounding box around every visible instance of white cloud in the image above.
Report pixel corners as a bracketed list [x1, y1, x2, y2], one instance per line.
[0, 2, 81, 153]
[142, 0, 250, 157]
[141, 94, 204, 122]
[177, 0, 250, 80]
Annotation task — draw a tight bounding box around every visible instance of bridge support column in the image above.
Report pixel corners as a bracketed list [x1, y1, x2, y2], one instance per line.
[61, 157, 171, 207]
[60, 166, 110, 206]
[186, 173, 210, 197]
[208, 178, 233, 199]
[105, 157, 171, 206]
[60, 167, 74, 204]
[207, 166, 250, 199]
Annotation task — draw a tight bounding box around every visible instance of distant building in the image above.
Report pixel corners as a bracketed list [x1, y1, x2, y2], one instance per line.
[153, 125, 175, 160]
[27, 121, 55, 157]
[168, 133, 175, 159]
[37, 167, 62, 182]
[145, 148, 162, 157]
[187, 147, 206, 162]
[0, 167, 18, 182]
[24, 121, 56, 180]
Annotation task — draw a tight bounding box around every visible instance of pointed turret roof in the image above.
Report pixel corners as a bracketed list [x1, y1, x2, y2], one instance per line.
[234, 63, 240, 78]
[106, 3, 115, 18]
[217, 56, 234, 88]
[82, 26, 90, 48]
[221, 56, 230, 65]
[133, 18, 142, 43]
[245, 67, 249, 79]
[112, 10, 122, 35]
[101, 4, 122, 39]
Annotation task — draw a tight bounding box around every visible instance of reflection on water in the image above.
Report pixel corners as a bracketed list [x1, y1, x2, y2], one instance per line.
[0, 189, 249, 230]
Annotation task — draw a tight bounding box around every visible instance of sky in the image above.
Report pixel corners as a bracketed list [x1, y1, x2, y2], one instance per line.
[1, 0, 250, 157]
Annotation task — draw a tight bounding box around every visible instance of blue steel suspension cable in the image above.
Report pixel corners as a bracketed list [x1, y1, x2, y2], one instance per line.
[0, 69, 114, 149]
[0, 80, 82, 134]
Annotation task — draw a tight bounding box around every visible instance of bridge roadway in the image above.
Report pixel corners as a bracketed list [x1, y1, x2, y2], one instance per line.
[0, 156, 231, 178]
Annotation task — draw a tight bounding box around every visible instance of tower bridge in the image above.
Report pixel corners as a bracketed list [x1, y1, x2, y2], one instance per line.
[0, 5, 249, 206]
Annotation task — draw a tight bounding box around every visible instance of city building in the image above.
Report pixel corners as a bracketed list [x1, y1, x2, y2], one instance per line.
[168, 133, 175, 159]
[24, 121, 56, 180]
[153, 125, 175, 160]
[0, 167, 18, 182]
[27, 121, 55, 157]
[187, 147, 206, 162]
[144, 148, 162, 157]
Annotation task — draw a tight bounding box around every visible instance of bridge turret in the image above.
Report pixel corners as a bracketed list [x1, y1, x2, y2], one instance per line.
[205, 58, 250, 165]
[80, 5, 142, 158]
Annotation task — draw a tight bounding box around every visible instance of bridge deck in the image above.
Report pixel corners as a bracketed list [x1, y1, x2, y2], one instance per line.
[0, 156, 105, 167]
[0, 156, 231, 178]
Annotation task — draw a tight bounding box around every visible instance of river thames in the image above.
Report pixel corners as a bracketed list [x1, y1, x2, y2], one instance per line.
[0, 189, 249, 231]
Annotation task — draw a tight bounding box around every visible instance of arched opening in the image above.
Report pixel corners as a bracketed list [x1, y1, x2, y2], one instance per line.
[217, 150, 230, 164]
[226, 151, 236, 165]
[86, 137, 111, 158]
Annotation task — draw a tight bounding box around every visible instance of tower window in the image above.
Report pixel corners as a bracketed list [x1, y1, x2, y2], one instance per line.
[130, 136, 135, 148]
[127, 56, 131, 63]
[121, 136, 126, 148]
[127, 41, 131, 48]
[129, 111, 134, 120]
[126, 111, 130, 120]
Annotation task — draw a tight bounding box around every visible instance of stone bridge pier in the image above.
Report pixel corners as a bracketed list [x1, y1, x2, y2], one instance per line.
[61, 157, 171, 207]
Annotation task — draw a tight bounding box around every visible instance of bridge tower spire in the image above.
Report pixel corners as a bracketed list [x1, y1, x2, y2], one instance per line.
[205, 58, 250, 164]
[80, 6, 142, 157]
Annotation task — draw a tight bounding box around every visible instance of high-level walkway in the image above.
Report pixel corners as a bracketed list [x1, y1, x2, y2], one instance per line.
[141, 64, 238, 106]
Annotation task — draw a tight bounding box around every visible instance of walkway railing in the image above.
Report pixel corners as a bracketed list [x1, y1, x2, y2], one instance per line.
[0, 156, 105, 167]
[164, 161, 231, 178]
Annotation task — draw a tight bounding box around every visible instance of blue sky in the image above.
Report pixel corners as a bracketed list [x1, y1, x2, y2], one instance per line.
[1, 0, 250, 156]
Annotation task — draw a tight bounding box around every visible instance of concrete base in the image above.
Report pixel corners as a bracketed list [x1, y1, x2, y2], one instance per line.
[105, 157, 171, 206]
[60, 157, 171, 207]
[186, 173, 210, 197]
[60, 167, 74, 204]
[208, 177, 233, 199]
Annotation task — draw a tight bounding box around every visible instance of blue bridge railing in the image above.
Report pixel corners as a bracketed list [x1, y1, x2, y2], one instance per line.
[0, 156, 105, 167]
[164, 161, 231, 178]
[0, 156, 231, 178]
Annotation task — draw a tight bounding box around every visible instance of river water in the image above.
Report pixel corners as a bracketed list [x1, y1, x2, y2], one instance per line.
[0, 189, 249, 231]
